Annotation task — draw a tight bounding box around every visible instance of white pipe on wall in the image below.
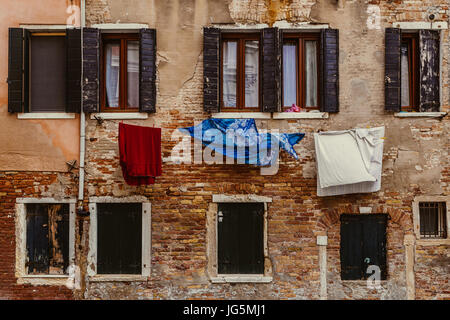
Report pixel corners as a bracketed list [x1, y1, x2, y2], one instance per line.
[78, 0, 86, 205]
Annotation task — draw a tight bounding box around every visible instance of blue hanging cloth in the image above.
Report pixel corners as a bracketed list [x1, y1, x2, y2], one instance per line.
[179, 118, 305, 166]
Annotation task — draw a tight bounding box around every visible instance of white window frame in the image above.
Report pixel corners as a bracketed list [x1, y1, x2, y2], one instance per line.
[88, 196, 151, 282]
[412, 195, 450, 245]
[207, 194, 273, 283]
[15, 198, 76, 285]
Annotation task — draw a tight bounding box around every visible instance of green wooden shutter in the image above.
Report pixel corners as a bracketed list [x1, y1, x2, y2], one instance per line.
[340, 214, 363, 280]
[362, 214, 387, 280]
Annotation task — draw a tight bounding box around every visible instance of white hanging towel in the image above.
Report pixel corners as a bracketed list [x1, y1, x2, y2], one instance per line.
[315, 126, 385, 196]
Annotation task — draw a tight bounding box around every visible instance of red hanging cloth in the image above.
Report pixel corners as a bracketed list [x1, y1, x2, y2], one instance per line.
[118, 123, 162, 185]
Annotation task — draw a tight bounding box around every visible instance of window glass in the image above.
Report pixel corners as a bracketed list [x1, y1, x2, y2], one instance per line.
[30, 36, 66, 112]
[305, 40, 318, 107]
[127, 40, 139, 108]
[283, 43, 297, 107]
[105, 42, 120, 108]
[244, 40, 259, 108]
[400, 43, 410, 107]
[222, 41, 237, 108]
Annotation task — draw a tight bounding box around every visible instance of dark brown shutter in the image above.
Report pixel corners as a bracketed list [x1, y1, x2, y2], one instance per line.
[82, 28, 100, 113]
[361, 214, 387, 280]
[203, 27, 220, 113]
[419, 29, 440, 112]
[8, 28, 23, 113]
[139, 28, 156, 113]
[261, 27, 280, 112]
[66, 28, 82, 113]
[320, 28, 339, 113]
[384, 28, 401, 112]
[340, 215, 363, 280]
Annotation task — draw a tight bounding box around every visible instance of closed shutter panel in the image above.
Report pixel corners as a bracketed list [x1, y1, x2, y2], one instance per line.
[340, 214, 363, 280]
[203, 27, 220, 113]
[239, 203, 264, 274]
[140, 28, 157, 113]
[66, 28, 82, 113]
[261, 27, 280, 112]
[419, 29, 440, 112]
[26, 204, 50, 274]
[362, 214, 387, 280]
[384, 28, 401, 112]
[8, 28, 23, 113]
[218, 203, 240, 274]
[321, 28, 339, 113]
[82, 28, 100, 113]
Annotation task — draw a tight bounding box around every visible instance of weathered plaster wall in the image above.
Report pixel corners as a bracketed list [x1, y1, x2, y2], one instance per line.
[79, 0, 449, 300]
[0, 0, 81, 172]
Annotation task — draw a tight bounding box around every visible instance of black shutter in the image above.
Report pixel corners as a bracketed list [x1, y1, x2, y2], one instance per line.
[82, 28, 100, 113]
[340, 215, 363, 280]
[66, 28, 82, 113]
[218, 203, 264, 274]
[26, 204, 49, 274]
[320, 28, 339, 113]
[261, 27, 280, 112]
[384, 28, 401, 112]
[140, 28, 157, 113]
[8, 28, 23, 113]
[419, 29, 440, 112]
[97, 203, 142, 274]
[361, 214, 387, 280]
[203, 27, 220, 113]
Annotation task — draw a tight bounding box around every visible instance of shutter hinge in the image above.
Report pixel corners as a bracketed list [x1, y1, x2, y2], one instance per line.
[218, 211, 223, 222]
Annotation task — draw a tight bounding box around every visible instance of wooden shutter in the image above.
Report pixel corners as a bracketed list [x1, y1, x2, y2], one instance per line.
[340, 215, 363, 280]
[203, 27, 220, 113]
[419, 29, 440, 112]
[261, 27, 280, 112]
[384, 28, 401, 112]
[140, 28, 157, 113]
[320, 28, 339, 113]
[218, 203, 264, 274]
[82, 28, 100, 113]
[8, 28, 23, 113]
[361, 214, 387, 280]
[97, 203, 142, 274]
[66, 28, 82, 113]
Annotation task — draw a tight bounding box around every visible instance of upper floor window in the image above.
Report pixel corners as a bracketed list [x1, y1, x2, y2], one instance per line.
[400, 33, 419, 111]
[282, 33, 320, 110]
[221, 33, 260, 111]
[101, 34, 140, 112]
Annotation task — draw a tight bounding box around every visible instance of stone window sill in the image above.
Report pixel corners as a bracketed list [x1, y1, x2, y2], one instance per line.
[272, 112, 328, 119]
[17, 113, 76, 119]
[211, 112, 271, 119]
[416, 239, 450, 246]
[90, 112, 149, 120]
[17, 275, 69, 286]
[211, 275, 273, 283]
[394, 112, 447, 118]
[89, 275, 148, 282]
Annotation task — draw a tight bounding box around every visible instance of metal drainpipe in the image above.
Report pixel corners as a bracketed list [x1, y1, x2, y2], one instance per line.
[78, 0, 86, 208]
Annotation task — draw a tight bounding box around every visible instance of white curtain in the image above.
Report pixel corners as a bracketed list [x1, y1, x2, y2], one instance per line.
[245, 40, 259, 108]
[283, 43, 297, 107]
[305, 40, 318, 107]
[400, 44, 410, 107]
[127, 41, 139, 108]
[105, 43, 120, 108]
[223, 41, 237, 107]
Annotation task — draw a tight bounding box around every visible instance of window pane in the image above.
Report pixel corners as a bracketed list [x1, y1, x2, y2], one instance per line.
[401, 44, 410, 107]
[127, 40, 139, 108]
[222, 41, 237, 107]
[105, 42, 120, 108]
[30, 36, 66, 112]
[305, 40, 318, 107]
[283, 43, 297, 107]
[245, 40, 259, 108]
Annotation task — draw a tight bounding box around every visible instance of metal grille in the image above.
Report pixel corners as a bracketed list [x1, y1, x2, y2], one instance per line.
[419, 202, 447, 239]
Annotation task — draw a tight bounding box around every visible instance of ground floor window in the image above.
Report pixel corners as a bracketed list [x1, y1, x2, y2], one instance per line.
[340, 214, 387, 280]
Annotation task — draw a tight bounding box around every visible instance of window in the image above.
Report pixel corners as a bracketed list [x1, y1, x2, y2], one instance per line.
[221, 33, 260, 111]
[340, 214, 387, 280]
[217, 203, 264, 274]
[282, 33, 320, 110]
[400, 33, 419, 111]
[419, 202, 447, 239]
[101, 34, 140, 112]
[29, 34, 66, 112]
[88, 199, 151, 279]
